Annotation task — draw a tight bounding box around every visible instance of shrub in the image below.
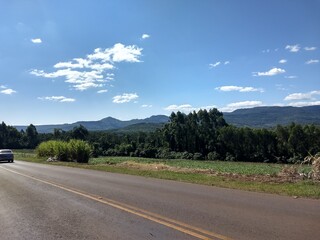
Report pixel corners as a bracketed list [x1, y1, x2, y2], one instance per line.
[91, 142, 103, 158]
[139, 147, 157, 158]
[181, 151, 193, 160]
[288, 155, 303, 164]
[68, 139, 92, 163]
[225, 152, 236, 162]
[206, 151, 220, 161]
[115, 143, 134, 156]
[104, 148, 117, 156]
[156, 148, 172, 159]
[54, 140, 69, 161]
[192, 152, 204, 160]
[36, 140, 56, 157]
[36, 139, 92, 163]
[170, 151, 182, 159]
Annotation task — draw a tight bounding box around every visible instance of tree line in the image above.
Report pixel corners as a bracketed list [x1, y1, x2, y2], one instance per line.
[1, 108, 320, 163]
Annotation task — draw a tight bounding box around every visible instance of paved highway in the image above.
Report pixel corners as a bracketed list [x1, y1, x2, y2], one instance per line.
[0, 161, 319, 240]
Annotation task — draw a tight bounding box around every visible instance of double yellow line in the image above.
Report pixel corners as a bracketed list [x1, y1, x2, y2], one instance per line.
[0, 166, 233, 240]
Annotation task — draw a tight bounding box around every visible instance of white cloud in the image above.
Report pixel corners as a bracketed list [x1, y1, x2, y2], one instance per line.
[53, 58, 94, 69]
[38, 96, 75, 102]
[30, 43, 143, 91]
[31, 38, 42, 44]
[97, 89, 108, 94]
[226, 101, 262, 108]
[304, 46, 317, 51]
[31, 69, 104, 91]
[284, 91, 320, 101]
[215, 85, 264, 93]
[219, 101, 263, 112]
[209, 60, 230, 68]
[164, 104, 194, 112]
[105, 73, 115, 81]
[285, 44, 300, 52]
[288, 101, 320, 107]
[285, 76, 297, 79]
[86, 44, 142, 63]
[253, 67, 285, 77]
[141, 34, 150, 39]
[279, 59, 287, 64]
[284, 93, 311, 101]
[73, 82, 104, 91]
[141, 104, 152, 108]
[112, 43, 142, 62]
[306, 59, 319, 64]
[112, 93, 139, 103]
[164, 104, 216, 113]
[89, 62, 114, 71]
[1, 88, 17, 95]
[0, 85, 6, 89]
[209, 62, 221, 68]
[88, 43, 142, 63]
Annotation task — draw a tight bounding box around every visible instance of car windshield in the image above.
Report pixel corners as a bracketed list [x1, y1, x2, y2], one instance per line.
[0, 150, 12, 153]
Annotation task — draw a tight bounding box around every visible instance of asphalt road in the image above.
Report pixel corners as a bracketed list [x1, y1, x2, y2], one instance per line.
[0, 161, 319, 240]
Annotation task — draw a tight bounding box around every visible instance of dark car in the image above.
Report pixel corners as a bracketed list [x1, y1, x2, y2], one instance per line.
[0, 149, 14, 163]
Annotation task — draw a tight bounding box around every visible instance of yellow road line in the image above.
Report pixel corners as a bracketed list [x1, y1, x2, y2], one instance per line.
[0, 166, 233, 240]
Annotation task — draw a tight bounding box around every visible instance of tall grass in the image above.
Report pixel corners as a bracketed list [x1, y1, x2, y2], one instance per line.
[36, 140, 92, 163]
[68, 139, 92, 163]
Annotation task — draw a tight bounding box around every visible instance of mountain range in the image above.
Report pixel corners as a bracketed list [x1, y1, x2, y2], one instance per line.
[15, 115, 169, 133]
[223, 105, 320, 128]
[14, 105, 320, 133]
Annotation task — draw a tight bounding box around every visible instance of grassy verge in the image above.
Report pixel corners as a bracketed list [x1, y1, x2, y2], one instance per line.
[90, 156, 312, 175]
[13, 149, 46, 163]
[14, 150, 320, 199]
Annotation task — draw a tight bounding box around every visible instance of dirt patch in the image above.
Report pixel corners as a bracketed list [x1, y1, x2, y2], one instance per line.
[219, 172, 304, 183]
[116, 161, 305, 183]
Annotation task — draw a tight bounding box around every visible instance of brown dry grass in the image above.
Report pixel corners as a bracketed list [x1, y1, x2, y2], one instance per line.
[116, 161, 305, 183]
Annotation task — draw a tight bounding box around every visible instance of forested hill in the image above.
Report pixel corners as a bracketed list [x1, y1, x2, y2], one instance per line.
[14, 106, 320, 133]
[223, 105, 320, 128]
[15, 115, 169, 133]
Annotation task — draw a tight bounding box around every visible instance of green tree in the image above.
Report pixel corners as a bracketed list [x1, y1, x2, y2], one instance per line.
[71, 125, 89, 140]
[26, 124, 38, 148]
[288, 123, 307, 160]
[0, 122, 8, 148]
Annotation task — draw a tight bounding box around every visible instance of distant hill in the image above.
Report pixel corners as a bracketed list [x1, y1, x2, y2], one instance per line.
[110, 123, 166, 133]
[15, 115, 170, 133]
[14, 106, 320, 133]
[223, 105, 320, 128]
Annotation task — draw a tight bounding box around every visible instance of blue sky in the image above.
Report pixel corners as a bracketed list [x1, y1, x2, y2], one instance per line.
[0, 0, 319, 125]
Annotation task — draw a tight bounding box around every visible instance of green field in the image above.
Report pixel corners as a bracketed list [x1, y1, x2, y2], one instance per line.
[90, 156, 311, 175]
[13, 150, 320, 199]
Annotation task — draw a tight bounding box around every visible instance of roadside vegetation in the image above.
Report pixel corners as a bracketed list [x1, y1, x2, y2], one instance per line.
[3, 108, 320, 198]
[36, 140, 92, 163]
[13, 150, 320, 199]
